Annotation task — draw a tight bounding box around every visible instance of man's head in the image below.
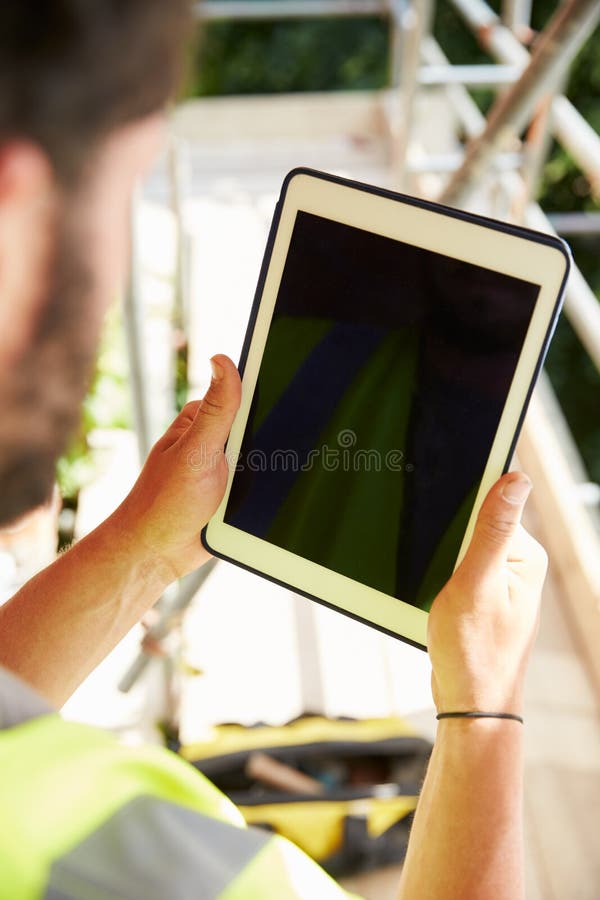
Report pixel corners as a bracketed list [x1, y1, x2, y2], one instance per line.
[0, 0, 191, 525]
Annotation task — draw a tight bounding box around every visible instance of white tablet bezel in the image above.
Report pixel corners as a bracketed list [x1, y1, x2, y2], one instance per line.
[203, 168, 570, 650]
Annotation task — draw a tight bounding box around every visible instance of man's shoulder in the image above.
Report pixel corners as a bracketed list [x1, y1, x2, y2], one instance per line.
[0, 668, 360, 900]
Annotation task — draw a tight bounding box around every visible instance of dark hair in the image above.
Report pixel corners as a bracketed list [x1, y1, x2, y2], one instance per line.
[0, 0, 191, 183]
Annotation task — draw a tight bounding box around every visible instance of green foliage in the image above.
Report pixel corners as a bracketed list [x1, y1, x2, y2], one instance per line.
[82, 306, 132, 432]
[174, 338, 189, 414]
[433, 0, 489, 65]
[190, 17, 389, 95]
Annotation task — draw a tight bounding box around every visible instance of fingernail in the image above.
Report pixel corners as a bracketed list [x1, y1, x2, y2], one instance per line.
[210, 357, 224, 382]
[502, 474, 532, 505]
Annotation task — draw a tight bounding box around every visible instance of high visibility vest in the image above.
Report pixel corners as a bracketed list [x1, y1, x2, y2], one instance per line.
[0, 713, 360, 899]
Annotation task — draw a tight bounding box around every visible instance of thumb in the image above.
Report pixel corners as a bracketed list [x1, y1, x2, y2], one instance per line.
[187, 354, 242, 453]
[464, 472, 532, 572]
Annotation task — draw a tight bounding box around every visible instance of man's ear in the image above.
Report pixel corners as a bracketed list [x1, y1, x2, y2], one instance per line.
[0, 142, 57, 365]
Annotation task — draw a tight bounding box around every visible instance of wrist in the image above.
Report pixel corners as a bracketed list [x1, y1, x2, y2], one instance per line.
[93, 506, 178, 597]
[111, 486, 212, 584]
[436, 714, 525, 747]
[433, 677, 524, 721]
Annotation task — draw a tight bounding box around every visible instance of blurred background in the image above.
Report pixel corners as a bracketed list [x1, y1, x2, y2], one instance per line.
[1, 1, 598, 897]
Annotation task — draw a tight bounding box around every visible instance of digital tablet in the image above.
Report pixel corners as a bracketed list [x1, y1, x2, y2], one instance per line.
[202, 168, 570, 650]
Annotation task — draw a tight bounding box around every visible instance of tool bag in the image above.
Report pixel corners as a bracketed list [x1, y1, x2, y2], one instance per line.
[179, 716, 431, 877]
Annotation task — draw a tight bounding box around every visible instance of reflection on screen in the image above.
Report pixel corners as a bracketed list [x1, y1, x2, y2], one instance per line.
[225, 211, 539, 611]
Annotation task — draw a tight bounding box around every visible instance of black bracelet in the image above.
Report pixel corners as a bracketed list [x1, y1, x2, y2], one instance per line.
[436, 711, 524, 724]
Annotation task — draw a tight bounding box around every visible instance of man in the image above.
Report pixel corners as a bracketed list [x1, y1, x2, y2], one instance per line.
[0, 2, 547, 898]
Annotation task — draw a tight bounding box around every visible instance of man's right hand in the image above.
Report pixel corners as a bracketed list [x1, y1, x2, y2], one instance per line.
[428, 472, 547, 718]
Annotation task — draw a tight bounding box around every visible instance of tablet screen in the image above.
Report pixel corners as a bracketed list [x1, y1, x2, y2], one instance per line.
[225, 211, 539, 610]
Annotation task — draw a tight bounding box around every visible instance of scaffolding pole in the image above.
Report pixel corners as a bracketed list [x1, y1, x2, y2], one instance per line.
[526, 203, 600, 376]
[449, 0, 530, 64]
[123, 194, 153, 463]
[424, 36, 600, 379]
[195, 0, 387, 20]
[552, 95, 600, 197]
[421, 36, 486, 138]
[418, 63, 520, 86]
[501, 0, 532, 34]
[441, 0, 600, 208]
[519, 90, 556, 208]
[119, 561, 218, 693]
[408, 150, 522, 173]
[388, 0, 434, 187]
[448, 0, 600, 196]
[388, 0, 404, 87]
[548, 212, 600, 236]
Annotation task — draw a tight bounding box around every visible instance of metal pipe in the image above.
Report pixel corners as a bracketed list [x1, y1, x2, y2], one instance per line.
[194, 0, 387, 20]
[536, 371, 598, 505]
[407, 150, 522, 173]
[388, 0, 403, 88]
[547, 212, 600, 236]
[392, 0, 433, 187]
[520, 212, 600, 384]
[418, 63, 521, 86]
[421, 36, 486, 138]
[167, 138, 188, 336]
[447, 0, 600, 195]
[516, 87, 557, 216]
[441, 0, 600, 208]
[552, 95, 600, 197]
[450, 0, 530, 64]
[118, 561, 218, 693]
[526, 204, 600, 376]
[501, 0, 532, 33]
[123, 195, 153, 463]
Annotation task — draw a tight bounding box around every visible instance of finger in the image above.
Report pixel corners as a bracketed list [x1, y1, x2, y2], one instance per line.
[464, 472, 532, 573]
[186, 354, 242, 453]
[152, 400, 202, 452]
[171, 400, 202, 434]
[177, 400, 202, 427]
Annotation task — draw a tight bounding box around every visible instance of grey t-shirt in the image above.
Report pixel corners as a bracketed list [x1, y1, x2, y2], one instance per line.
[0, 664, 51, 728]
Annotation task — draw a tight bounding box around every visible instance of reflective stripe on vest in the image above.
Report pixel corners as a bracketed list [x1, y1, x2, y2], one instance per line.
[0, 714, 357, 900]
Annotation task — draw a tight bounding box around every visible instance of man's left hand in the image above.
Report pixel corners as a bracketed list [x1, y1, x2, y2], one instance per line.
[114, 354, 241, 585]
